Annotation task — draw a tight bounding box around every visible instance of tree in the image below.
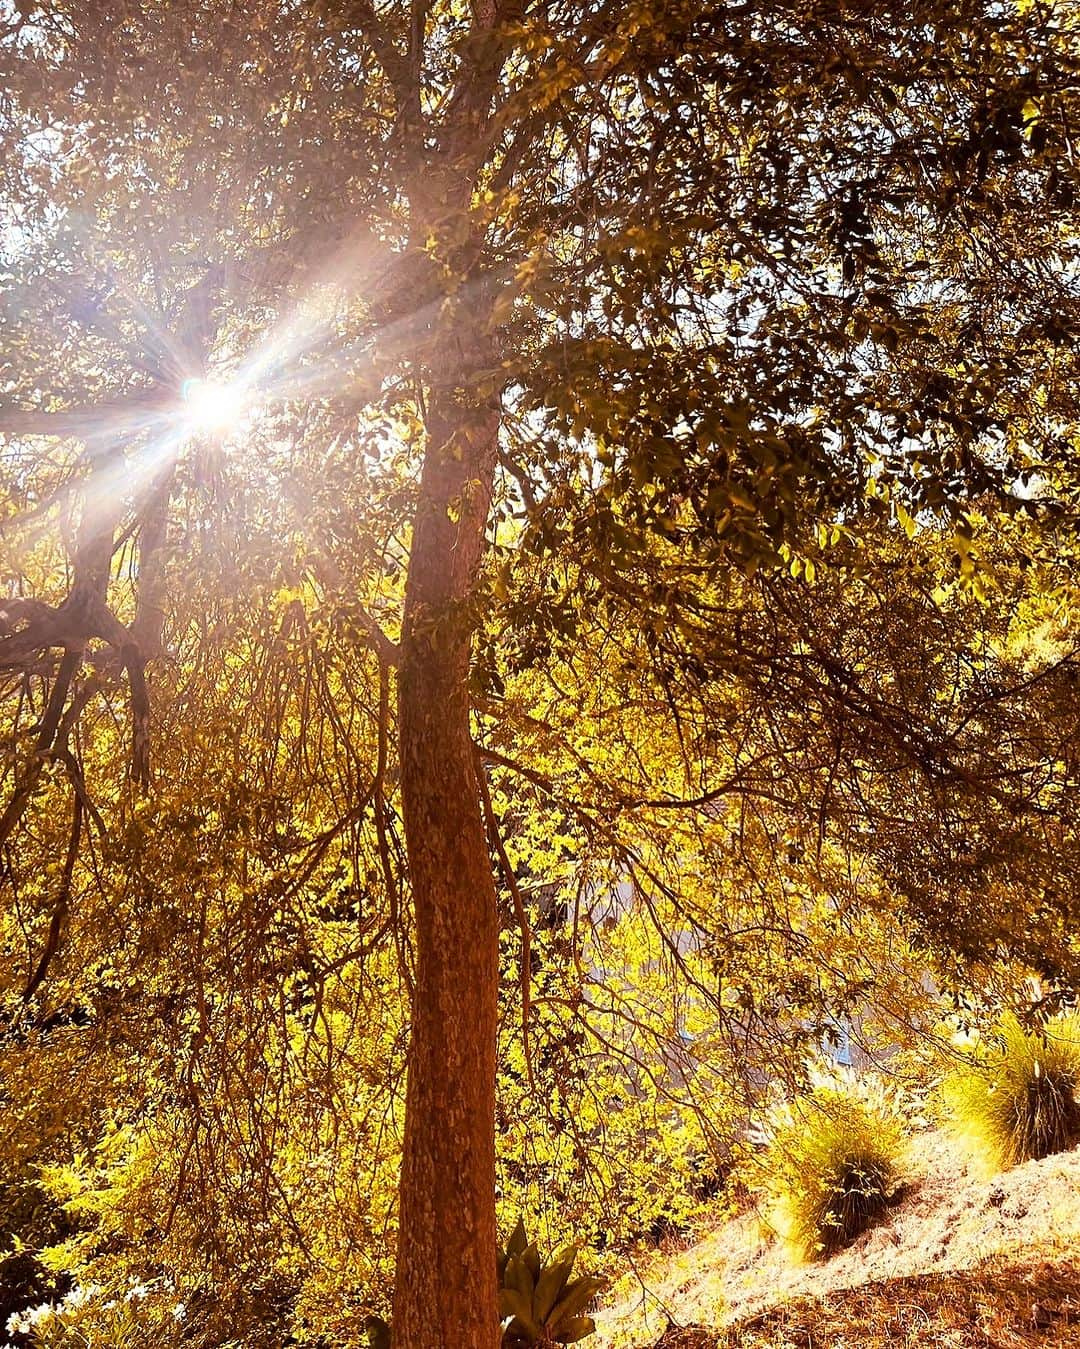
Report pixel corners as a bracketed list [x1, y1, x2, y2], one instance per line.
[2, 1, 1080, 1345]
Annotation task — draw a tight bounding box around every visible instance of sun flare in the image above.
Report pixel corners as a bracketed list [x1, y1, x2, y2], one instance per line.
[181, 376, 247, 436]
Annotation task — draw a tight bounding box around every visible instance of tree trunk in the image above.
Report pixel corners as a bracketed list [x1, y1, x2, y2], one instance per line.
[392, 366, 501, 1348]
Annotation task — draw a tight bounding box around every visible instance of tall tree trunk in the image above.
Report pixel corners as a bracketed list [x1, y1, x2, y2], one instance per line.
[392, 361, 501, 1348]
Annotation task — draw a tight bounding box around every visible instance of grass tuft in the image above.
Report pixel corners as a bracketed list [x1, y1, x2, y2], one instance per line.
[750, 1075, 906, 1262]
[943, 1013, 1080, 1172]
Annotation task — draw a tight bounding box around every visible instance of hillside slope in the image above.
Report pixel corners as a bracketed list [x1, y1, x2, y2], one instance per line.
[596, 1134, 1080, 1348]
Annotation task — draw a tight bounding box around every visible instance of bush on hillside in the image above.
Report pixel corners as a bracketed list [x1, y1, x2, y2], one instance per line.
[943, 1013, 1080, 1172]
[750, 1074, 907, 1261]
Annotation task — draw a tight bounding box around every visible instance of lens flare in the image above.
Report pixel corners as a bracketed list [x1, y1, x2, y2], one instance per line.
[181, 377, 246, 435]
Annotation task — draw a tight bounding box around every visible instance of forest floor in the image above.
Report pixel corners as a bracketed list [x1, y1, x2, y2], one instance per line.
[596, 1133, 1080, 1348]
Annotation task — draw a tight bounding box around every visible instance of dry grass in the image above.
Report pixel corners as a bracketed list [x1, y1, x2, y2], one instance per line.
[943, 1014, 1080, 1173]
[597, 1135, 1080, 1349]
[646, 1257, 1080, 1348]
[748, 1081, 906, 1260]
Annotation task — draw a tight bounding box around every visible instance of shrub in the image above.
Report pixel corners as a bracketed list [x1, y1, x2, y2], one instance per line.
[943, 1013, 1080, 1172]
[750, 1074, 906, 1261]
[498, 1219, 607, 1346]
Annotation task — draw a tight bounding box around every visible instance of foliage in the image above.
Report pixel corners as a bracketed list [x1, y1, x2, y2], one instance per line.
[2, 1279, 188, 1349]
[498, 1220, 607, 1347]
[1, 0, 1080, 1341]
[0, 1177, 70, 1349]
[942, 1014, 1080, 1173]
[749, 1073, 907, 1261]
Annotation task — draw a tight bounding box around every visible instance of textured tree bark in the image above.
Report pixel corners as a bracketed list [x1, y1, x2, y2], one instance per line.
[392, 364, 501, 1348]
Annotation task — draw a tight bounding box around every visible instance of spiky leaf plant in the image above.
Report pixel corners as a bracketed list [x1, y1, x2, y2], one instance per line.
[498, 1219, 607, 1346]
[750, 1074, 906, 1261]
[363, 1223, 606, 1349]
[943, 1013, 1080, 1172]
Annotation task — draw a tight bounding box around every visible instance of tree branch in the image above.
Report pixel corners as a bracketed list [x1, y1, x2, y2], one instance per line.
[476, 748, 534, 1088]
[344, 0, 412, 102]
[23, 788, 82, 1002]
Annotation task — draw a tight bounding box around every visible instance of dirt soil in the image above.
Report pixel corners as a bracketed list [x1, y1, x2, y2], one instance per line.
[595, 1134, 1080, 1348]
[651, 1257, 1080, 1347]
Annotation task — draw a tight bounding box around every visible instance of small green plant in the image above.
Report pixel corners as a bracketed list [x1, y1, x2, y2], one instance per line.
[750, 1073, 906, 1261]
[6, 1280, 170, 1349]
[942, 1012, 1080, 1172]
[498, 1219, 607, 1346]
[362, 1221, 606, 1349]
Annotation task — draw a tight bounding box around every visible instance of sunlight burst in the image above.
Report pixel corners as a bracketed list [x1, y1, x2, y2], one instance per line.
[181, 376, 247, 436]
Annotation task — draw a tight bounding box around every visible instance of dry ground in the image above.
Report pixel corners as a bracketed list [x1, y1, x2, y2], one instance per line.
[650, 1258, 1080, 1347]
[595, 1134, 1080, 1348]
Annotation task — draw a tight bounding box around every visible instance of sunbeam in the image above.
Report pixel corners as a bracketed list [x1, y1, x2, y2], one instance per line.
[181, 376, 248, 436]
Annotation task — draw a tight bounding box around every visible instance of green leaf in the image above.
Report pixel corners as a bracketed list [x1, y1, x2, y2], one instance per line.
[499, 1287, 542, 1340]
[548, 1276, 608, 1334]
[558, 1316, 597, 1344]
[506, 1217, 529, 1258]
[533, 1244, 578, 1323]
[506, 1252, 536, 1301]
[521, 1241, 542, 1284]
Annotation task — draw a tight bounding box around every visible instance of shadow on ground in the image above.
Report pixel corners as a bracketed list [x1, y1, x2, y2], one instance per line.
[649, 1256, 1080, 1347]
